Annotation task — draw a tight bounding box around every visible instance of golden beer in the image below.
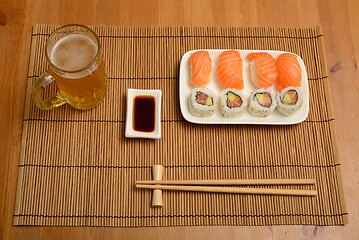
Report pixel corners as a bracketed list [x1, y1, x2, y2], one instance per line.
[33, 24, 108, 110]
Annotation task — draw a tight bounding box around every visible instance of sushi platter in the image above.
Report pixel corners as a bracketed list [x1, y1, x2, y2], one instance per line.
[179, 49, 309, 125]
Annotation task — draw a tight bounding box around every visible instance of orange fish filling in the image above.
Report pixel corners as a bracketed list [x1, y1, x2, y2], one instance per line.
[195, 92, 213, 106]
[282, 90, 298, 105]
[254, 92, 272, 108]
[226, 91, 243, 108]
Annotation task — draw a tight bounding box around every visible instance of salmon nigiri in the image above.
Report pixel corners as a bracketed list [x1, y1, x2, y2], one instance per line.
[217, 50, 244, 89]
[247, 52, 277, 88]
[277, 53, 302, 91]
[189, 51, 212, 87]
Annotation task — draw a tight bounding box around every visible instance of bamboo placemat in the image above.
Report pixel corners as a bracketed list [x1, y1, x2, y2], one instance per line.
[13, 25, 348, 226]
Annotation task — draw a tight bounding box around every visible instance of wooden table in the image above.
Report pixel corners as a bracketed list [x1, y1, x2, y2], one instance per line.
[1, 0, 358, 239]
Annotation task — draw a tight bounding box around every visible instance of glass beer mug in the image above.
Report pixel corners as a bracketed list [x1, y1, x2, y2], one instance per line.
[32, 24, 108, 110]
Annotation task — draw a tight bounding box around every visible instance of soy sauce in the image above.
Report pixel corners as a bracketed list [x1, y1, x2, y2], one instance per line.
[133, 95, 155, 132]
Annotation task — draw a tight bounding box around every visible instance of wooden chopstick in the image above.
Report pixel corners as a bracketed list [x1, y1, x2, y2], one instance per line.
[136, 179, 316, 186]
[136, 184, 317, 196]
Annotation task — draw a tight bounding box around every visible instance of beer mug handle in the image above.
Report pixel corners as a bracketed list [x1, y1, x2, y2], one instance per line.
[32, 72, 67, 110]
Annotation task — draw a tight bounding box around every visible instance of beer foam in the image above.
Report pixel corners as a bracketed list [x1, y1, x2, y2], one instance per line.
[50, 34, 98, 76]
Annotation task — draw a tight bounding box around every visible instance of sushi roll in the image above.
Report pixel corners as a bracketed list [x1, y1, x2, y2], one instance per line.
[188, 87, 217, 117]
[248, 89, 277, 117]
[276, 87, 303, 116]
[220, 89, 247, 118]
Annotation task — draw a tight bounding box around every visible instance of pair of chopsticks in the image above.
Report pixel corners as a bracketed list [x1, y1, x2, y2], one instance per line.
[136, 179, 317, 196]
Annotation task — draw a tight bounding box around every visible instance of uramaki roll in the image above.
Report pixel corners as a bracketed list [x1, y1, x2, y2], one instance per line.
[276, 87, 303, 116]
[220, 88, 247, 118]
[188, 87, 217, 117]
[248, 88, 277, 117]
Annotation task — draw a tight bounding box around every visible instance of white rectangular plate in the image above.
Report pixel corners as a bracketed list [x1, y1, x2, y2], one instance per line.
[179, 49, 309, 125]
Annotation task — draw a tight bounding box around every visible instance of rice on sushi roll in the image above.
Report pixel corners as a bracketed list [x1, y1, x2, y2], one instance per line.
[276, 87, 303, 116]
[248, 88, 277, 117]
[220, 89, 247, 118]
[188, 87, 217, 117]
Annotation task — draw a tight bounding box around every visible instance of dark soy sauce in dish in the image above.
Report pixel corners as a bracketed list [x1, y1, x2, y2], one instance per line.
[133, 95, 155, 132]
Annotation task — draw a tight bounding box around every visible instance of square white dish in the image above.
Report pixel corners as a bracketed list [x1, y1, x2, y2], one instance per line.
[179, 49, 310, 125]
[125, 89, 162, 139]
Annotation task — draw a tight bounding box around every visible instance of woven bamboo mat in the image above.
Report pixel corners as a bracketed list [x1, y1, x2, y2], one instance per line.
[13, 25, 348, 226]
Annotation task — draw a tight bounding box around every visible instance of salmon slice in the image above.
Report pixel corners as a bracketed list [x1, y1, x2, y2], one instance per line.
[247, 52, 277, 88]
[277, 53, 302, 91]
[217, 50, 244, 89]
[189, 51, 212, 87]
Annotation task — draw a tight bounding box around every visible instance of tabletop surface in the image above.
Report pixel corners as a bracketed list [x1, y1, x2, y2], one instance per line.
[0, 0, 358, 239]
